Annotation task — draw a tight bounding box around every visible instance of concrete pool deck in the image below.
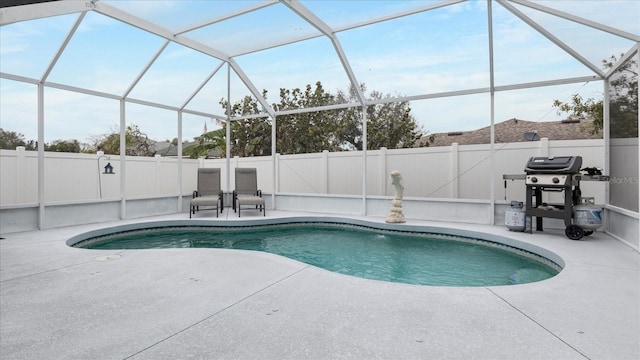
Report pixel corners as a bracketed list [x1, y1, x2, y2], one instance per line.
[1, 210, 638, 360]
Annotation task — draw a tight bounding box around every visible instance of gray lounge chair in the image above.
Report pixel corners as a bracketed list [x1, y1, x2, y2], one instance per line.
[233, 168, 265, 217]
[190, 168, 223, 218]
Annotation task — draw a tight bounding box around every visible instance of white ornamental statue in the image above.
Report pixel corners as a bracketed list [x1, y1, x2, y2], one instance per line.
[385, 170, 406, 223]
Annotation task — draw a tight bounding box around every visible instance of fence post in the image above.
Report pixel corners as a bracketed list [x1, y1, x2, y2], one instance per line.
[275, 153, 280, 193]
[539, 137, 549, 157]
[451, 142, 459, 198]
[380, 147, 387, 196]
[322, 150, 329, 194]
[16, 146, 26, 203]
[154, 154, 162, 194]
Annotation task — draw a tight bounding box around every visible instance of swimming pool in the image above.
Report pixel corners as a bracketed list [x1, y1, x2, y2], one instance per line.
[68, 218, 562, 287]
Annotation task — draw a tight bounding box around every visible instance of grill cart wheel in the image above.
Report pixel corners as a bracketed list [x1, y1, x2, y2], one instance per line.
[565, 225, 585, 240]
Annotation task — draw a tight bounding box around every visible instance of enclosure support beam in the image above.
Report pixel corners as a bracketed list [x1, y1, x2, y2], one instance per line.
[271, 115, 277, 210]
[636, 50, 640, 243]
[511, 0, 640, 43]
[225, 64, 232, 195]
[41, 11, 85, 82]
[362, 106, 368, 216]
[605, 44, 639, 79]
[0, 0, 87, 25]
[177, 111, 183, 213]
[181, 62, 225, 110]
[498, 0, 604, 78]
[123, 40, 169, 99]
[119, 99, 126, 220]
[37, 82, 44, 229]
[603, 80, 610, 209]
[488, 0, 496, 226]
[227, 58, 275, 119]
[281, 0, 365, 106]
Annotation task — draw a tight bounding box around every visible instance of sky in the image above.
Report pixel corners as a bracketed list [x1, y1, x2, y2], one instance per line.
[0, 0, 638, 145]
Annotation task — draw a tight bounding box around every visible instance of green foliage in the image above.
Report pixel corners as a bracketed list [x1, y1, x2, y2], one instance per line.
[275, 82, 340, 154]
[1, 128, 86, 153]
[606, 55, 638, 138]
[45, 139, 82, 153]
[0, 128, 36, 150]
[218, 91, 273, 157]
[219, 81, 425, 156]
[553, 54, 638, 138]
[92, 124, 156, 156]
[184, 128, 227, 159]
[552, 95, 603, 135]
[336, 84, 424, 150]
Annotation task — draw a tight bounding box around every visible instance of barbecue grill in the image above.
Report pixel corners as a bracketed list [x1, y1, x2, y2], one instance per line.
[503, 156, 609, 240]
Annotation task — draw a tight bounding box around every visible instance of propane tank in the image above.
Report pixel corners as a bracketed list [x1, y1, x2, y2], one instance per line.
[573, 197, 603, 231]
[505, 201, 526, 232]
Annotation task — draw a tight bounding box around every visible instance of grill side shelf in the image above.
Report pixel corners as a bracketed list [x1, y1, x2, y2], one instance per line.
[503, 174, 610, 182]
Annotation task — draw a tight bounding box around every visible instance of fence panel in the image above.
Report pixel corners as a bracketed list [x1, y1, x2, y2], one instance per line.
[384, 147, 454, 198]
[0, 139, 607, 207]
[278, 153, 325, 193]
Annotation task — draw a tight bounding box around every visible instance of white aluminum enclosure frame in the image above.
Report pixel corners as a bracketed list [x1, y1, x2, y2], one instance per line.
[0, 0, 638, 228]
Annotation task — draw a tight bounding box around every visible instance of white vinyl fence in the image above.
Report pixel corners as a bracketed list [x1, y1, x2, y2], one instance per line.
[0, 148, 201, 204]
[1, 138, 606, 207]
[206, 138, 606, 205]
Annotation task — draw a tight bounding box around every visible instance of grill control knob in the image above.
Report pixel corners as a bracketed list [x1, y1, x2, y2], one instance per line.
[530, 177, 538, 183]
[552, 177, 560, 184]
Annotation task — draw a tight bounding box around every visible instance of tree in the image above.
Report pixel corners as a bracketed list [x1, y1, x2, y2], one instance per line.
[553, 54, 638, 138]
[220, 91, 273, 157]
[336, 84, 424, 150]
[220, 81, 425, 156]
[184, 128, 227, 159]
[607, 55, 638, 138]
[45, 139, 82, 153]
[92, 124, 156, 156]
[0, 128, 36, 150]
[274, 82, 341, 154]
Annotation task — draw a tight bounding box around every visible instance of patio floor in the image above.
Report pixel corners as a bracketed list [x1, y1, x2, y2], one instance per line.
[1, 209, 638, 360]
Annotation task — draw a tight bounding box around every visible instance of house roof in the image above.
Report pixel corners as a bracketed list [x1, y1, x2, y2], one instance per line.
[422, 118, 602, 147]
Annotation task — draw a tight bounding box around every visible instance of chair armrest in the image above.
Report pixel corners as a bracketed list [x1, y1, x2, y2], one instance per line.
[257, 189, 262, 197]
[193, 190, 199, 198]
[219, 190, 224, 209]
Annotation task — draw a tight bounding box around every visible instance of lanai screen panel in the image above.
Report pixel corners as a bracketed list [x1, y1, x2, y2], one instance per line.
[234, 36, 355, 109]
[609, 56, 639, 212]
[491, 3, 596, 86]
[0, 14, 76, 79]
[47, 11, 165, 95]
[102, 0, 265, 33]
[511, 2, 637, 68]
[126, 41, 225, 109]
[529, 0, 640, 36]
[337, 1, 490, 97]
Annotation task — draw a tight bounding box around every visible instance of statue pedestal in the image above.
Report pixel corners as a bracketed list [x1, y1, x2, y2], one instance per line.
[386, 171, 406, 223]
[385, 202, 405, 223]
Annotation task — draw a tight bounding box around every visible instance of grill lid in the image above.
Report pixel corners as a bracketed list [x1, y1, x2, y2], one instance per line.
[525, 156, 582, 174]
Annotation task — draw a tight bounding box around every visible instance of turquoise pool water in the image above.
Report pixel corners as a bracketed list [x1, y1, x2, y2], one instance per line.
[74, 223, 560, 286]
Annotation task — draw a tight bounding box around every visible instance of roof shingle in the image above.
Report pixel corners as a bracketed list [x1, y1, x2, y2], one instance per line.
[422, 118, 601, 147]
